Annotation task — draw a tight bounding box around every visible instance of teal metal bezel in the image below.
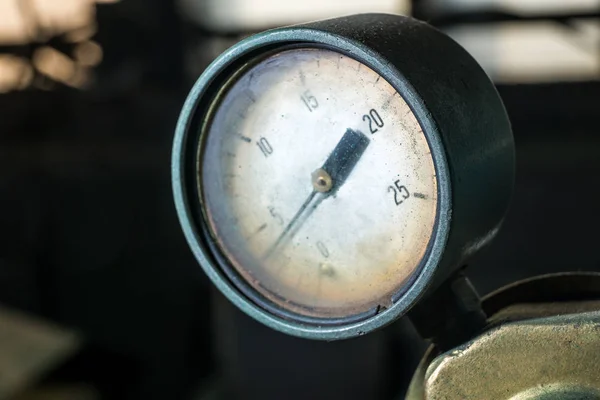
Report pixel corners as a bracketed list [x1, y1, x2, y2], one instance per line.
[172, 14, 514, 340]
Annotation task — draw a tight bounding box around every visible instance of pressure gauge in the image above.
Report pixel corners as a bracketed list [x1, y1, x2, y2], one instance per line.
[173, 14, 514, 340]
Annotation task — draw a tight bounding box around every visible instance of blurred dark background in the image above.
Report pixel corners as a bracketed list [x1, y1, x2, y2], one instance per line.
[0, 0, 598, 399]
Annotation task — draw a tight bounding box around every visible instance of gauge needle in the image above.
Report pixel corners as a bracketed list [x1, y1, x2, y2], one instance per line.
[265, 128, 370, 258]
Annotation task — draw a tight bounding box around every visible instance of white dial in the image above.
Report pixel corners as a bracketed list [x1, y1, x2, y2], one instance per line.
[200, 48, 437, 318]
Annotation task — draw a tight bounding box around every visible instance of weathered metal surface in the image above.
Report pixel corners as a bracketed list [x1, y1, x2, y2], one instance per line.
[408, 308, 600, 399]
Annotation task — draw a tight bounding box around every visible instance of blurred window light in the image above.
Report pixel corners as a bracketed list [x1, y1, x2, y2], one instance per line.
[178, 0, 410, 32]
[0, 0, 118, 44]
[423, 0, 599, 15]
[73, 41, 103, 67]
[0, 0, 118, 92]
[421, 0, 600, 83]
[33, 46, 91, 88]
[0, 55, 33, 93]
[446, 21, 600, 83]
[0, 0, 35, 45]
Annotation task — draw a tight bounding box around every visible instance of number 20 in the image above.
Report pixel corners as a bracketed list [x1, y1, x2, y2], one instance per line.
[363, 109, 384, 134]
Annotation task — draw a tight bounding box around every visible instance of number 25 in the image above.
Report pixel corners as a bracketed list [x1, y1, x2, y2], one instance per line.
[388, 180, 410, 206]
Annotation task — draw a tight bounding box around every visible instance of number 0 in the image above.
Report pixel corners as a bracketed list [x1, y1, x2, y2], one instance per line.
[370, 109, 384, 127]
[316, 241, 329, 258]
[257, 137, 273, 157]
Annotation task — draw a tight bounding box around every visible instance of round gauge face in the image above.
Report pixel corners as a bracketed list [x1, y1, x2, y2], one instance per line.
[200, 47, 437, 319]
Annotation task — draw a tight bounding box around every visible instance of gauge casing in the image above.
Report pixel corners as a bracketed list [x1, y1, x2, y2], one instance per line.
[172, 13, 514, 340]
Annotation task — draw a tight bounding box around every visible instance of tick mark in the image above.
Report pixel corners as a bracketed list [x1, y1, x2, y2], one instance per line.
[249, 223, 268, 238]
[257, 223, 267, 232]
[382, 92, 398, 110]
[246, 90, 257, 103]
[225, 152, 236, 158]
[413, 193, 428, 199]
[236, 134, 251, 143]
[296, 271, 306, 288]
[375, 76, 381, 84]
[299, 70, 306, 85]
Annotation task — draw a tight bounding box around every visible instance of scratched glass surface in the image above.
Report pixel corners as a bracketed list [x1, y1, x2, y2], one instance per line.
[201, 48, 437, 318]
